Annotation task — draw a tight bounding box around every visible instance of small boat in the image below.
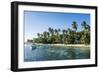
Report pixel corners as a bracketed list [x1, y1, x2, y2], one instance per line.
[31, 45, 36, 50]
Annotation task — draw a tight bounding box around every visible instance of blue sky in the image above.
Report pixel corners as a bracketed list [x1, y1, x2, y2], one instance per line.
[24, 11, 90, 41]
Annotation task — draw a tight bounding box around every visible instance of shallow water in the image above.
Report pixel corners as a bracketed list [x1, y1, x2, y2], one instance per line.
[24, 44, 90, 62]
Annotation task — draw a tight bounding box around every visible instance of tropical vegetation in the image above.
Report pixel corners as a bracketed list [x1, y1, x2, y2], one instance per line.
[33, 21, 90, 44]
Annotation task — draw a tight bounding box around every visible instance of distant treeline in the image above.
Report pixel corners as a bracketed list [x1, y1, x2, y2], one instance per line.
[33, 21, 90, 44]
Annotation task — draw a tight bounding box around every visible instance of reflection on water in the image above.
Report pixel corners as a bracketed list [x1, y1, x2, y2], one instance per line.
[24, 44, 90, 62]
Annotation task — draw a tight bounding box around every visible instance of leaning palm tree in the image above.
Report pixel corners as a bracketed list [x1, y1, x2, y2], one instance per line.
[86, 24, 90, 32]
[81, 21, 90, 44]
[81, 21, 90, 32]
[81, 21, 87, 31]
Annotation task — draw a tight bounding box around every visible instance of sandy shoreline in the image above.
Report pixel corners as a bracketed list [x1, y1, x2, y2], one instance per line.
[34, 43, 90, 48]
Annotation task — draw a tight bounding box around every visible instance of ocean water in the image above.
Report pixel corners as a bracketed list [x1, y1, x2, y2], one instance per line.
[24, 44, 90, 62]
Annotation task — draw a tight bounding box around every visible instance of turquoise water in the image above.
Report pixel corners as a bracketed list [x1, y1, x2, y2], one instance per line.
[24, 44, 90, 62]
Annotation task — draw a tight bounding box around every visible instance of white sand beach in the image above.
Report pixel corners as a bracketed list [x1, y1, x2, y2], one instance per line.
[34, 43, 90, 48]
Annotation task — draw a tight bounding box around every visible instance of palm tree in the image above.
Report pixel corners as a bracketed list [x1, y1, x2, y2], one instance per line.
[46, 32, 50, 37]
[37, 33, 40, 38]
[67, 28, 71, 35]
[62, 29, 66, 35]
[57, 28, 61, 43]
[72, 21, 78, 43]
[72, 21, 77, 32]
[43, 31, 49, 38]
[81, 21, 87, 31]
[55, 29, 64, 43]
[33, 21, 90, 44]
[58, 28, 61, 34]
[48, 27, 52, 36]
[48, 27, 54, 36]
[81, 21, 90, 44]
[67, 28, 75, 44]
[86, 24, 90, 32]
[42, 31, 49, 43]
[55, 29, 58, 35]
[62, 29, 67, 44]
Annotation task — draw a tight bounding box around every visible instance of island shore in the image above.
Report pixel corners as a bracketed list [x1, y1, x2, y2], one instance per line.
[34, 43, 90, 48]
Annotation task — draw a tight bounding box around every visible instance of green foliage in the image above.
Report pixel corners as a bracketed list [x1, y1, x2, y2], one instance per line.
[33, 21, 90, 44]
[72, 21, 77, 31]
